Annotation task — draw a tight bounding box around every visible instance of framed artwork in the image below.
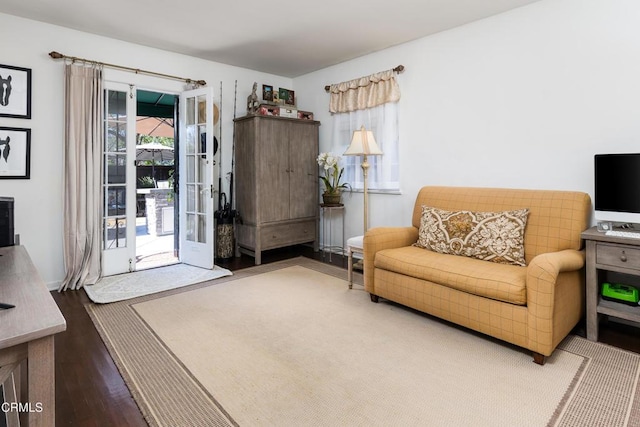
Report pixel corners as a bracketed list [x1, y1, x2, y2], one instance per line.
[0, 64, 32, 119]
[0, 127, 31, 179]
[262, 84, 273, 102]
[278, 88, 295, 106]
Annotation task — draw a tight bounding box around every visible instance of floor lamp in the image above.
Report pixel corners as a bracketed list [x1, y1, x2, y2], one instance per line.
[344, 126, 383, 234]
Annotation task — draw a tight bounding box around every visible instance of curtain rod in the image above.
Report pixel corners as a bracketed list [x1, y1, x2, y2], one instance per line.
[324, 65, 404, 92]
[48, 51, 206, 86]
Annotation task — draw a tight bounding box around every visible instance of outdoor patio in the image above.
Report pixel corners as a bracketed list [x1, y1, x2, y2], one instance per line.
[136, 216, 177, 270]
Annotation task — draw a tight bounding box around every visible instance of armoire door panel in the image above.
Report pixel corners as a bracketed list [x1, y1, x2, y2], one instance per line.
[258, 119, 290, 223]
[289, 123, 319, 219]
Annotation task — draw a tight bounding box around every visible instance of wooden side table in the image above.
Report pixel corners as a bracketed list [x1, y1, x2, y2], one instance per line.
[0, 246, 67, 426]
[581, 227, 640, 341]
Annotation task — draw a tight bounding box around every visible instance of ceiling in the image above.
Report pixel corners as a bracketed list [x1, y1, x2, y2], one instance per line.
[1, 0, 541, 78]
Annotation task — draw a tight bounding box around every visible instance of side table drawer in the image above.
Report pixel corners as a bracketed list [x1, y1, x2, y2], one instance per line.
[596, 243, 640, 271]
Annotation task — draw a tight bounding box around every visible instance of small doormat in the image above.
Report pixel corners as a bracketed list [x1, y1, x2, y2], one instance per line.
[85, 263, 232, 304]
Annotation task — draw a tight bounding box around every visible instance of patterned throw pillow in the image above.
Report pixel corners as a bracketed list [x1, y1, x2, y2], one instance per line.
[414, 206, 529, 266]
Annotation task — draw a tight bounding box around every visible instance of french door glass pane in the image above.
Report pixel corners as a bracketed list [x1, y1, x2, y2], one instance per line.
[103, 88, 129, 251]
[183, 92, 210, 245]
[198, 185, 207, 214]
[186, 97, 195, 126]
[187, 184, 195, 211]
[106, 187, 126, 216]
[107, 91, 127, 120]
[106, 122, 126, 152]
[186, 126, 195, 154]
[106, 154, 126, 184]
[187, 156, 195, 182]
[104, 217, 127, 249]
[197, 214, 206, 242]
[197, 95, 206, 123]
[186, 214, 195, 241]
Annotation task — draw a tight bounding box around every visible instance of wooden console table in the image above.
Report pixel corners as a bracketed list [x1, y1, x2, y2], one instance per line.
[582, 227, 640, 342]
[0, 245, 66, 426]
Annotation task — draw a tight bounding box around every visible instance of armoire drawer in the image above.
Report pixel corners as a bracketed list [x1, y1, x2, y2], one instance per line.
[261, 221, 315, 249]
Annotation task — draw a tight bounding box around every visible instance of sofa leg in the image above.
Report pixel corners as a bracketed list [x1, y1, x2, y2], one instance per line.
[370, 294, 379, 303]
[532, 352, 545, 365]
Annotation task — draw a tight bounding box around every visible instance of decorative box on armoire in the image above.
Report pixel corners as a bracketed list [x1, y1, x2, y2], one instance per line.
[234, 114, 320, 265]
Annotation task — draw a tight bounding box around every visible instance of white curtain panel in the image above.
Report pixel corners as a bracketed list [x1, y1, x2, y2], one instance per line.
[331, 102, 400, 191]
[59, 64, 103, 291]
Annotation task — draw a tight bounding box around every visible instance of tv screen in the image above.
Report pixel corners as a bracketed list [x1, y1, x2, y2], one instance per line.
[595, 154, 640, 223]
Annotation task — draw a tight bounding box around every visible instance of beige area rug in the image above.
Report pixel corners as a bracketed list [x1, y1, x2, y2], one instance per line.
[86, 257, 640, 427]
[85, 263, 232, 304]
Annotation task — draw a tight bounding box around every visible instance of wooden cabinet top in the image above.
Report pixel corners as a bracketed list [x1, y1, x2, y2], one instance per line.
[234, 114, 320, 126]
[582, 226, 640, 247]
[0, 245, 67, 349]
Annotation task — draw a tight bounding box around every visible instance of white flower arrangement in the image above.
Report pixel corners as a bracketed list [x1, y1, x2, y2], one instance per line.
[317, 152, 350, 194]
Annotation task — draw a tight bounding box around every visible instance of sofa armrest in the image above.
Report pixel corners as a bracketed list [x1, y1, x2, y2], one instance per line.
[526, 249, 585, 355]
[363, 226, 418, 293]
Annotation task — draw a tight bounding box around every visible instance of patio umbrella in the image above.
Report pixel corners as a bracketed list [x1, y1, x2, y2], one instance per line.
[136, 142, 174, 183]
[136, 142, 174, 162]
[136, 117, 175, 138]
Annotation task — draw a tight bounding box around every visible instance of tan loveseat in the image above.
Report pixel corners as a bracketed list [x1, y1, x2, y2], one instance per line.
[363, 186, 591, 364]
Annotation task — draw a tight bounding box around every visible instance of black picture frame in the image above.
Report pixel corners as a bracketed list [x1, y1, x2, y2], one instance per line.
[0, 64, 32, 119]
[278, 88, 295, 106]
[0, 127, 31, 179]
[262, 84, 273, 102]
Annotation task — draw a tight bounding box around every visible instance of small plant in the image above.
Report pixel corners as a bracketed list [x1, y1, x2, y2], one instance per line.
[138, 176, 155, 188]
[317, 152, 350, 195]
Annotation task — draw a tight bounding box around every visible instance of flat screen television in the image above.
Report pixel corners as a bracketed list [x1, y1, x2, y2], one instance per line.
[594, 153, 640, 225]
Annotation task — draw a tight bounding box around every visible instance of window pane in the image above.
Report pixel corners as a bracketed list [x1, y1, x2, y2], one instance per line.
[331, 103, 400, 191]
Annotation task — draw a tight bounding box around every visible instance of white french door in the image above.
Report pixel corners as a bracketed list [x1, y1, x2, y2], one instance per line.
[178, 87, 215, 269]
[102, 83, 137, 276]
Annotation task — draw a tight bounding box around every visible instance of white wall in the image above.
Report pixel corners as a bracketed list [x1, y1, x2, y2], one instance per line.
[294, 0, 640, 247]
[0, 12, 292, 287]
[4, 0, 640, 283]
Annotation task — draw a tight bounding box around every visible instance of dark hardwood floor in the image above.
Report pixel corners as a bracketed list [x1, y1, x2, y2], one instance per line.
[51, 246, 640, 426]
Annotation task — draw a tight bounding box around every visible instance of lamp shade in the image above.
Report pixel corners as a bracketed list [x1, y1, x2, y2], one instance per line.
[344, 126, 383, 156]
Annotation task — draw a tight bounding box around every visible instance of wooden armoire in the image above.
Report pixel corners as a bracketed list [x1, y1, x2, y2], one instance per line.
[233, 115, 320, 264]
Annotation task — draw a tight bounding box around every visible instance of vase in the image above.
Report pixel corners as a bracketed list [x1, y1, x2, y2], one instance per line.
[322, 191, 342, 206]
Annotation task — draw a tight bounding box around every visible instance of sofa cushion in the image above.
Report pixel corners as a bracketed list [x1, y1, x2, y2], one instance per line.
[414, 206, 529, 267]
[375, 246, 527, 305]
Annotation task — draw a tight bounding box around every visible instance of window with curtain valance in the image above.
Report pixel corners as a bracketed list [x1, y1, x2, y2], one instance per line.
[329, 69, 400, 192]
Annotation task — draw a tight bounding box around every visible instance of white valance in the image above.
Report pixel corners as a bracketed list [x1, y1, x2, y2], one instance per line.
[329, 69, 401, 113]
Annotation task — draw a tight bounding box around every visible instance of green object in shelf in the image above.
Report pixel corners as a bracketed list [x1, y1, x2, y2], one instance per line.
[601, 282, 640, 305]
